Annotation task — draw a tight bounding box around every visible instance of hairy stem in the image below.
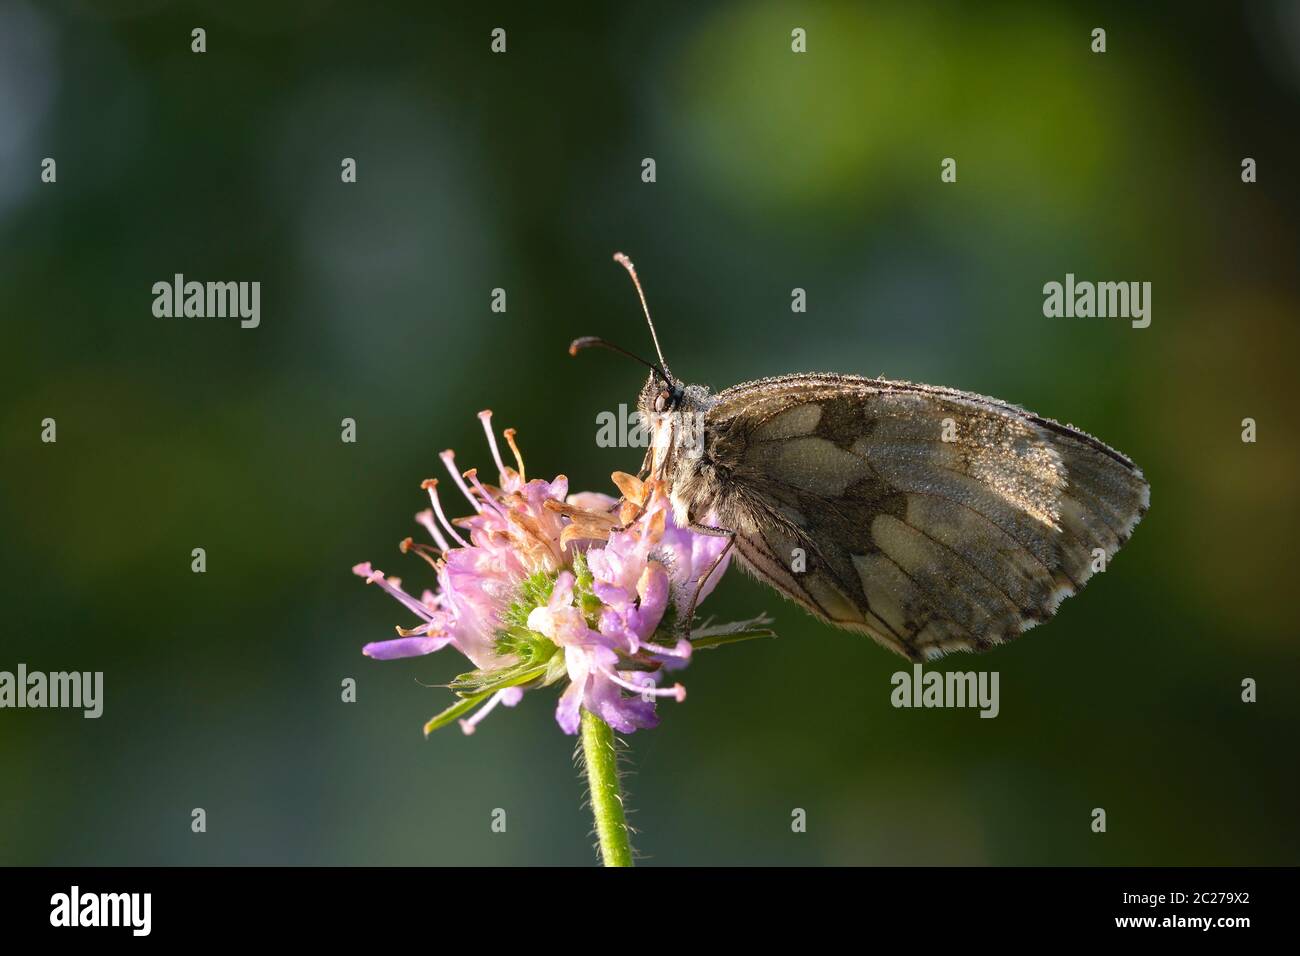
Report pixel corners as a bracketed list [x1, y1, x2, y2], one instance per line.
[580, 710, 633, 867]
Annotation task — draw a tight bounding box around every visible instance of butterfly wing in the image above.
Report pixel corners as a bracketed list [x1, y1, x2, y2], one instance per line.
[703, 373, 1149, 660]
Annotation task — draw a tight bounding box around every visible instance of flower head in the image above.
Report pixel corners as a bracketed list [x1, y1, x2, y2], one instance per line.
[353, 412, 759, 736]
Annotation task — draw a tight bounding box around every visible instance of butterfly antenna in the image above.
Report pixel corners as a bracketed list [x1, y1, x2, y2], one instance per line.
[568, 336, 668, 382]
[612, 252, 672, 381]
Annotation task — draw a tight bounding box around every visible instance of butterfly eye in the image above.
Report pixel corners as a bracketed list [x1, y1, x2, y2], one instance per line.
[654, 389, 672, 413]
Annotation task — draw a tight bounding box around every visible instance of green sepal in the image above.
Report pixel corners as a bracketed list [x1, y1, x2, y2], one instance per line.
[423, 691, 493, 735]
[448, 661, 549, 697]
[688, 614, 777, 650]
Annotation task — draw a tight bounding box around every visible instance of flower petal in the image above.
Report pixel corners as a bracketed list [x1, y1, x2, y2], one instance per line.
[362, 635, 453, 659]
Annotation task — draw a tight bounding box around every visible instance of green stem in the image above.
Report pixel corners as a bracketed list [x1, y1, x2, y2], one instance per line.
[580, 710, 633, 867]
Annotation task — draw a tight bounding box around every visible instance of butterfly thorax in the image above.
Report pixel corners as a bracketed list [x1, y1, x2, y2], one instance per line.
[637, 375, 734, 531]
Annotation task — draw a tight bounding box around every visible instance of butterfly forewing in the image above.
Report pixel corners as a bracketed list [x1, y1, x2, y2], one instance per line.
[684, 373, 1149, 660]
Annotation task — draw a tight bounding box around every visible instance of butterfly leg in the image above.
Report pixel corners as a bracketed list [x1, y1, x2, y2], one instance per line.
[681, 529, 734, 642]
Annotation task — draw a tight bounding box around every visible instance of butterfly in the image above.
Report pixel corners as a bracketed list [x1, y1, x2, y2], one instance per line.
[572, 253, 1150, 661]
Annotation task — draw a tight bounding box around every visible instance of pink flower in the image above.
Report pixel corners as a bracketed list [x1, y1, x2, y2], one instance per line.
[353, 412, 737, 736]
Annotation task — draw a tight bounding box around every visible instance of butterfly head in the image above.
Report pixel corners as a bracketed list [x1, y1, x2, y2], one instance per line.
[639, 370, 685, 413]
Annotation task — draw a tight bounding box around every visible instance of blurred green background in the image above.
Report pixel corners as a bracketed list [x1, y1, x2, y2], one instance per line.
[2, 0, 1298, 866]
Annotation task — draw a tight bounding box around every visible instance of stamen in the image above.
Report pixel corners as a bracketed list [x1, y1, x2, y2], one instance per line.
[598, 665, 686, 701]
[637, 638, 692, 660]
[464, 467, 509, 521]
[414, 508, 451, 552]
[400, 536, 442, 570]
[477, 410, 510, 481]
[422, 479, 469, 547]
[351, 563, 435, 622]
[502, 428, 526, 482]
[440, 449, 481, 512]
